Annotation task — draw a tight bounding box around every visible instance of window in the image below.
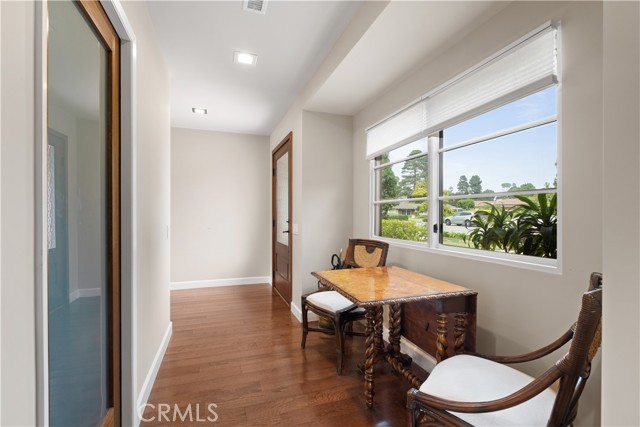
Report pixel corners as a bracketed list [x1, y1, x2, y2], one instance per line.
[368, 24, 559, 266]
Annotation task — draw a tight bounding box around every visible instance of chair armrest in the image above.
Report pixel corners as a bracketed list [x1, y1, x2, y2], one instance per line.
[467, 329, 574, 364]
[407, 366, 562, 414]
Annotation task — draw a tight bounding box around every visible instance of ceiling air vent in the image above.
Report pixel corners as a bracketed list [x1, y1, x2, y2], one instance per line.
[243, 0, 267, 15]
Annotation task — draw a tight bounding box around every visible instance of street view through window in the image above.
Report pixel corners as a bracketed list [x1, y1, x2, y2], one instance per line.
[374, 86, 558, 260]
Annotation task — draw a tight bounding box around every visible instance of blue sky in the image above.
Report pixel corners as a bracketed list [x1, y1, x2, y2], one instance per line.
[384, 86, 557, 194]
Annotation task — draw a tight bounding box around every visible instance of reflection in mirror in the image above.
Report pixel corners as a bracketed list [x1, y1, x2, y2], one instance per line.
[47, 1, 110, 425]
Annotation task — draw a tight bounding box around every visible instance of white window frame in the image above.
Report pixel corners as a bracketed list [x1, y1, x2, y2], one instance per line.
[368, 23, 562, 273]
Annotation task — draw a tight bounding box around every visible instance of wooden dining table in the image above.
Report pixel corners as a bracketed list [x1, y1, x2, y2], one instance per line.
[311, 266, 478, 409]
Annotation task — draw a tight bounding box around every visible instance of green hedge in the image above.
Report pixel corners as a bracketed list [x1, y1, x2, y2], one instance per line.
[381, 219, 428, 242]
[386, 214, 410, 221]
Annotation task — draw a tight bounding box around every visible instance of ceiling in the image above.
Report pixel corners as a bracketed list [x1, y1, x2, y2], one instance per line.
[146, 0, 362, 136]
[147, 1, 509, 137]
[305, 1, 510, 116]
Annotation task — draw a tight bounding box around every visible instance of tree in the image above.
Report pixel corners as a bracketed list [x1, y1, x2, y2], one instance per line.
[501, 182, 514, 191]
[457, 175, 469, 195]
[380, 154, 399, 218]
[514, 183, 536, 191]
[399, 150, 428, 197]
[458, 198, 475, 210]
[412, 181, 428, 214]
[469, 175, 483, 194]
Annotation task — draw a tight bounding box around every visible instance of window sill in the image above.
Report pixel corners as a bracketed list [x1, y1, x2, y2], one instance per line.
[373, 235, 560, 275]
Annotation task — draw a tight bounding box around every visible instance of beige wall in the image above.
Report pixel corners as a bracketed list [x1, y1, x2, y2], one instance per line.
[352, 3, 602, 425]
[119, 0, 172, 404]
[171, 128, 271, 283]
[602, 2, 640, 425]
[0, 2, 36, 424]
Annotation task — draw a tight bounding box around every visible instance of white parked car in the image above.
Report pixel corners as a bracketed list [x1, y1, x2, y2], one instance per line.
[444, 211, 474, 226]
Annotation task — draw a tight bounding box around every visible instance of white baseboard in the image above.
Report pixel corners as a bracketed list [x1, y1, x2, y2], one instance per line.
[170, 276, 272, 290]
[69, 287, 102, 303]
[383, 326, 437, 373]
[290, 301, 318, 323]
[135, 321, 172, 427]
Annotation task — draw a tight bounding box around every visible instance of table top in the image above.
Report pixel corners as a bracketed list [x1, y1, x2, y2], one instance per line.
[312, 266, 476, 307]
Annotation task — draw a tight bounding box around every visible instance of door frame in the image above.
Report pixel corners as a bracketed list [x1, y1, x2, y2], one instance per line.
[272, 132, 293, 305]
[35, 1, 138, 425]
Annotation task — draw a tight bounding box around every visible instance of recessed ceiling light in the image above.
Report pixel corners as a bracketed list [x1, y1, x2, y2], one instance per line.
[192, 108, 207, 115]
[234, 51, 258, 66]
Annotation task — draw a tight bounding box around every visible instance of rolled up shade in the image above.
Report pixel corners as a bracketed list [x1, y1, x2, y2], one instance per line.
[366, 24, 557, 160]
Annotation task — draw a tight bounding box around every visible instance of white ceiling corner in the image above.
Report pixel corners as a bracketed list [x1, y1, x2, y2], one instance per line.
[146, 0, 363, 136]
[304, 1, 511, 116]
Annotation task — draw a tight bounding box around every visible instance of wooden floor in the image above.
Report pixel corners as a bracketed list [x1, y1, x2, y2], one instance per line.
[141, 284, 416, 427]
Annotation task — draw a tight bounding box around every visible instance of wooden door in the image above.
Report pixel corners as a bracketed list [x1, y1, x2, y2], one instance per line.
[272, 133, 292, 305]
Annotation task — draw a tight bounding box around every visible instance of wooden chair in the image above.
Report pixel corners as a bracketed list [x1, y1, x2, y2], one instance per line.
[301, 239, 389, 374]
[407, 272, 603, 427]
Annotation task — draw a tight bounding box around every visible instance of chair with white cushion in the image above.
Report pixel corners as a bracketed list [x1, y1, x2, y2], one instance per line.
[301, 239, 389, 374]
[407, 272, 602, 427]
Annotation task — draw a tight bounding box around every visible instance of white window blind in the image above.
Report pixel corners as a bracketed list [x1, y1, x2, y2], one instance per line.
[365, 100, 427, 160]
[366, 24, 557, 160]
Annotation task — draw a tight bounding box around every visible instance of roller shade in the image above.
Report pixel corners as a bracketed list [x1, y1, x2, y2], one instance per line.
[365, 100, 427, 160]
[366, 24, 557, 160]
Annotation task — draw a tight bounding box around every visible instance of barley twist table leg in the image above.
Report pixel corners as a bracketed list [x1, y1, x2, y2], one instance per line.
[436, 313, 448, 363]
[364, 307, 376, 408]
[388, 303, 402, 356]
[374, 306, 384, 357]
[454, 312, 468, 355]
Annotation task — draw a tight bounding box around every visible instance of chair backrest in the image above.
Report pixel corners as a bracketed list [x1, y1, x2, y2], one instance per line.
[343, 238, 389, 269]
[549, 272, 602, 426]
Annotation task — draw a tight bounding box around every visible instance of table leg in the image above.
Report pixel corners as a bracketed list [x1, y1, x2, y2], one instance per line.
[386, 303, 422, 388]
[387, 303, 402, 356]
[436, 313, 448, 363]
[374, 306, 384, 357]
[454, 312, 468, 355]
[364, 307, 376, 409]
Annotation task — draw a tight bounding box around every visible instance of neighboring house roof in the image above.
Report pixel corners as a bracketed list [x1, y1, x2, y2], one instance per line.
[395, 202, 420, 210]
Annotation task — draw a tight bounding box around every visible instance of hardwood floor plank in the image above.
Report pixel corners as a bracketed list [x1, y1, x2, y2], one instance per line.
[141, 284, 411, 427]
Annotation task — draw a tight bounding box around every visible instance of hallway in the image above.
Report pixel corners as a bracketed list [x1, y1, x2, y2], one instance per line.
[140, 284, 412, 427]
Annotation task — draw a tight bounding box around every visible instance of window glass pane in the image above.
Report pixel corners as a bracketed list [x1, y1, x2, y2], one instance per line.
[378, 137, 427, 164]
[443, 86, 557, 147]
[442, 192, 557, 259]
[442, 122, 557, 195]
[377, 204, 429, 243]
[376, 155, 428, 200]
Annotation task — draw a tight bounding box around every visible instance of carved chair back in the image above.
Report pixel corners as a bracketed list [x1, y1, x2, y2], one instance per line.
[342, 238, 389, 269]
[549, 272, 602, 426]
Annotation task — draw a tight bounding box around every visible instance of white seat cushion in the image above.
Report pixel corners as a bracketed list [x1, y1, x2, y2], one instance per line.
[419, 355, 557, 427]
[306, 291, 364, 313]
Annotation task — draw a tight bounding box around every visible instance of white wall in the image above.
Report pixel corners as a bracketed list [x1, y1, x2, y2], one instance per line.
[0, 2, 36, 424]
[352, 2, 602, 425]
[299, 111, 353, 308]
[119, 0, 172, 408]
[602, 2, 640, 425]
[171, 127, 271, 284]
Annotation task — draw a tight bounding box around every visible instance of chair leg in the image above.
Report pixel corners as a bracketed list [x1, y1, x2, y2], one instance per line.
[301, 299, 309, 349]
[346, 321, 354, 334]
[336, 315, 345, 375]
